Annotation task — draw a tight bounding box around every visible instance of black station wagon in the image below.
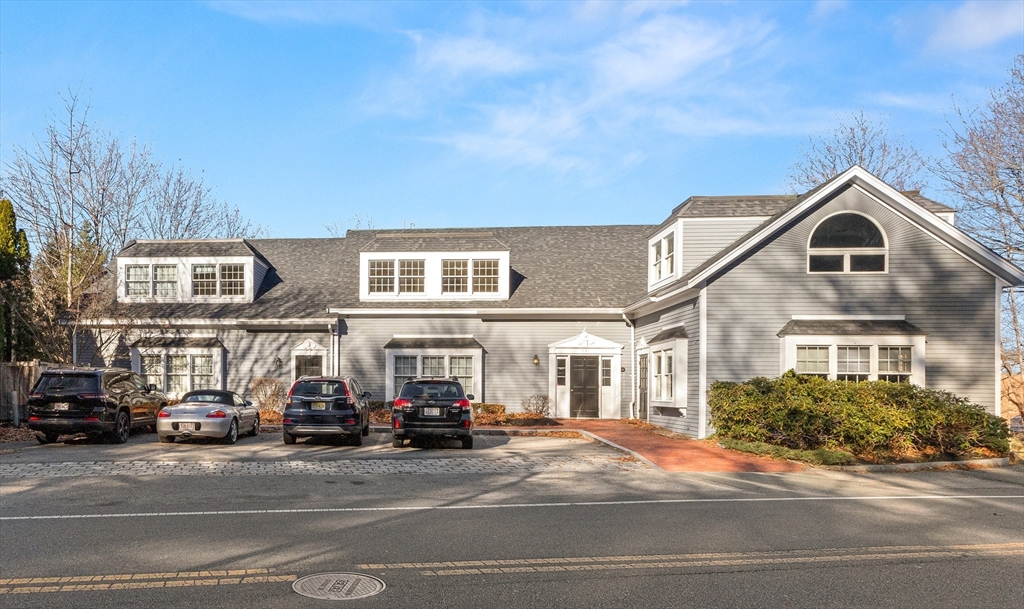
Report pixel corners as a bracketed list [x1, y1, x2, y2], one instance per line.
[391, 377, 474, 449]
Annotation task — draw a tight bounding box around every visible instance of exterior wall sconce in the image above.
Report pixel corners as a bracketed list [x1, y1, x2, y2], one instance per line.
[274, 357, 283, 368]
[532, 355, 540, 366]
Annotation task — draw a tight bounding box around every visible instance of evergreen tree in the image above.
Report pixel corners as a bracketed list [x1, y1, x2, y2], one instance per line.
[0, 199, 35, 361]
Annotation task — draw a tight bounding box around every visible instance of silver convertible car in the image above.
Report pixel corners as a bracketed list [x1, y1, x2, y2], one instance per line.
[157, 390, 260, 444]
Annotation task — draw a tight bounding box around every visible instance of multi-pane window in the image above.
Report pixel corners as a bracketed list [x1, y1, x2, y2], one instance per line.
[394, 356, 418, 392]
[368, 260, 395, 293]
[422, 356, 446, 376]
[472, 260, 500, 293]
[399, 260, 425, 293]
[126, 265, 150, 296]
[450, 356, 473, 394]
[295, 355, 323, 379]
[556, 357, 566, 386]
[167, 355, 189, 393]
[601, 358, 612, 387]
[141, 355, 163, 391]
[796, 346, 830, 377]
[192, 265, 217, 296]
[808, 213, 887, 273]
[837, 346, 871, 382]
[653, 349, 673, 400]
[442, 260, 468, 293]
[652, 233, 675, 282]
[879, 347, 912, 383]
[219, 264, 245, 296]
[154, 265, 177, 296]
[191, 355, 215, 389]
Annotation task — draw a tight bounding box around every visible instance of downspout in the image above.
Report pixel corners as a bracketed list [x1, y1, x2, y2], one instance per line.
[622, 313, 635, 419]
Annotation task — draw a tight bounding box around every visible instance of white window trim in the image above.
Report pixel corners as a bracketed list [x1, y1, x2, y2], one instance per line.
[117, 256, 255, 303]
[291, 339, 330, 381]
[648, 224, 681, 289]
[130, 347, 224, 398]
[384, 348, 483, 401]
[360, 251, 510, 301]
[648, 337, 687, 416]
[780, 334, 926, 385]
[806, 211, 889, 275]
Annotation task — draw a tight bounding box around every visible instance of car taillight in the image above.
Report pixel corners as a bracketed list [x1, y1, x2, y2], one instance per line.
[158, 410, 171, 418]
[283, 418, 294, 424]
[454, 399, 471, 411]
[29, 416, 40, 421]
[77, 393, 107, 399]
[287, 381, 299, 398]
[83, 416, 100, 422]
[29, 393, 43, 400]
[206, 410, 227, 418]
[393, 418, 401, 429]
[394, 398, 411, 408]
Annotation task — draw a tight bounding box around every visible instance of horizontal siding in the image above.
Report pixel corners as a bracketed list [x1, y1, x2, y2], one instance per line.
[705, 186, 998, 411]
[340, 318, 633, 414]
[634, 297, 700, 436]
[681, 217, 766, 275]
[217, 329, 333, 397]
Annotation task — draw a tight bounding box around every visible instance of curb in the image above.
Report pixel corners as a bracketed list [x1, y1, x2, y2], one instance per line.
[821, 457, 1011, 473]
[369, 425, 661, 469]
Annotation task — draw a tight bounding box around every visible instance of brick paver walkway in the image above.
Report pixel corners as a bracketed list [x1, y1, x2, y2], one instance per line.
[490, 420, 806, 473]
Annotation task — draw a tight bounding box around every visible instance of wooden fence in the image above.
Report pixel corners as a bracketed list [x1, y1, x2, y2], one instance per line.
[0, 361, 57, 423]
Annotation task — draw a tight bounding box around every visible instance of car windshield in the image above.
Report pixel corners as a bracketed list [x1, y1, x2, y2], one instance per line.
[292, 381, 347, 397]
[182, 393, 230, 404]
[34, 374, 100, 394]
[400, 382, 464, 399]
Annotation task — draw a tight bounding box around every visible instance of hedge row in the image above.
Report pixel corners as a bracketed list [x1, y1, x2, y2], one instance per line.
[709, 371, 1009, 458]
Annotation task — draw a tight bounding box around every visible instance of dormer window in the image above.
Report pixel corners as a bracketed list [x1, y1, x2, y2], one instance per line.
[154, 265, 177, 296]
[126, 265, 150, 296]
[473, 259, 500, 292]
[442, 260, 468, 293]
[808, 213, 887, 273]
[360, 252, 510, 301]
[191, 263, 247, 297]
[399, 260, 425, 293]
[116, 240, 261, 303]
[369, 260, 395, 293]
[220, 264, 245, 295]
[651, 231, 675, 283]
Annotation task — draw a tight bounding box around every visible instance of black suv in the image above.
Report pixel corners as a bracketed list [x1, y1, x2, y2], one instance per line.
[392, 377, 474, 449]
[283, 376, 372, 445]
[26, 368, 167, 444]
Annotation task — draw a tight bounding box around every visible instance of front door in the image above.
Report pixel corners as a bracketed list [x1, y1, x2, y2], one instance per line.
[638, 354, 648, 419]
[569, 356, 600, 418]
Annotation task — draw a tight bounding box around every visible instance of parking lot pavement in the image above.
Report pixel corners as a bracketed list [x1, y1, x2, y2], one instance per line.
[0, 431, 646, 477]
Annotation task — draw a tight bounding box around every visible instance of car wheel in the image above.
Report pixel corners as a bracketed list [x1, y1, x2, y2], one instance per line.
[223, 419, 238, 445]
[391, 437, 404, 448]
[352, 433, 362, 447]
[283, 432, 296, 445]
[361, 421, 370, 436]
[461, 436, 474, 450]
[251, 414, 261, 437]
[158, 435, 175, 443]
[111, 411, 130, 444]
[37, 432, 59, 445]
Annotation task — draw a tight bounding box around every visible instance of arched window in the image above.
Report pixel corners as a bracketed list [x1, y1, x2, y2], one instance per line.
[808, 213, 887, 273]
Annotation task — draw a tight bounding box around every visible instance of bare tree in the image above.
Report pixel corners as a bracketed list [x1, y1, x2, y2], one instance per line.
[788, 109, 927, 192]
[140, 165, 266, 240]
[935, 55, 1024, 416]
[324, 213, 376, 238]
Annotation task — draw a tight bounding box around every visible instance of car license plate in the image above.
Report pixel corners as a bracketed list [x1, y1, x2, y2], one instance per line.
[423, 407, 440, 416]
[52, 402, 70, 411]
[179, 422, 195, 431]
[311, 402, 326, 410]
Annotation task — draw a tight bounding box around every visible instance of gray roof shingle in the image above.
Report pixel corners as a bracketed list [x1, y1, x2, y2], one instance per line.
[777, 319, 925, 337]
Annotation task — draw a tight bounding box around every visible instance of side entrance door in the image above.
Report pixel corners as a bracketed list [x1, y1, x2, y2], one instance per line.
[569, 356, 600, 418]
[638, 354, 648, 419]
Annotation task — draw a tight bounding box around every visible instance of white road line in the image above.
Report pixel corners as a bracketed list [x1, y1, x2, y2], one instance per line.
[2, 494, 1021, 521]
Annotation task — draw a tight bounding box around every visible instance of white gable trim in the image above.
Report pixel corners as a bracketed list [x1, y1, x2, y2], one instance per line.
[547, 330, 624, 353]
[683, 166, 1024, 289]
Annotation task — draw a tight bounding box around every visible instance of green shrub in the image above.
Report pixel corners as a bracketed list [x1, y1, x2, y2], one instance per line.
[716, 437, 855, 466]
[709, 371, 1008, 460]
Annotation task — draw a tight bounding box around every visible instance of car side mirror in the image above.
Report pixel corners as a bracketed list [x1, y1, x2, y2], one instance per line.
[466, 394, 475, 401]
[148, 384, 157, 393]
[245, 400, 253, 406]
[363, 392, 372, 399]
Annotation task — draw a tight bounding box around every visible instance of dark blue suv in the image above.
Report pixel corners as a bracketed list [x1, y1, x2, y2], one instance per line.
[282, 376, 371, 446]
[391, 377, 474, 449]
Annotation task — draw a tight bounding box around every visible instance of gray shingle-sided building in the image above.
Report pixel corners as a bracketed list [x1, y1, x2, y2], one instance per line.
[78, 167, 1024, 438]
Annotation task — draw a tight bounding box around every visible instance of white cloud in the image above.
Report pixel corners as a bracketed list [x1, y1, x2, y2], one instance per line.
[206, 1, 384, 26]
[810, 1, 848, 21]
[413, 34, 535, 76]
[928, 1, 1024, 52]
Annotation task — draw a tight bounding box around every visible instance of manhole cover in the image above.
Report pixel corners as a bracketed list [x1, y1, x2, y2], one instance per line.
[292, 573, 386, 600]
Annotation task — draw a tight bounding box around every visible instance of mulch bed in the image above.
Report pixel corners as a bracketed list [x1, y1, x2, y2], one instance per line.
[0, 424, 38, 443]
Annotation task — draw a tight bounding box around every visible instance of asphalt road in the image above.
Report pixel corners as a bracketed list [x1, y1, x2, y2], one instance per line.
[1, 431, 1022, 608]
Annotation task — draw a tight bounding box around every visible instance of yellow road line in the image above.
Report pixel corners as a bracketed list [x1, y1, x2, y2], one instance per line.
[360, 542, 1024, 571]
[0, 570, 296, 595]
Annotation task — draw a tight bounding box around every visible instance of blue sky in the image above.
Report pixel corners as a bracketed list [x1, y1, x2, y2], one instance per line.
[1, 1, 1022, 237]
